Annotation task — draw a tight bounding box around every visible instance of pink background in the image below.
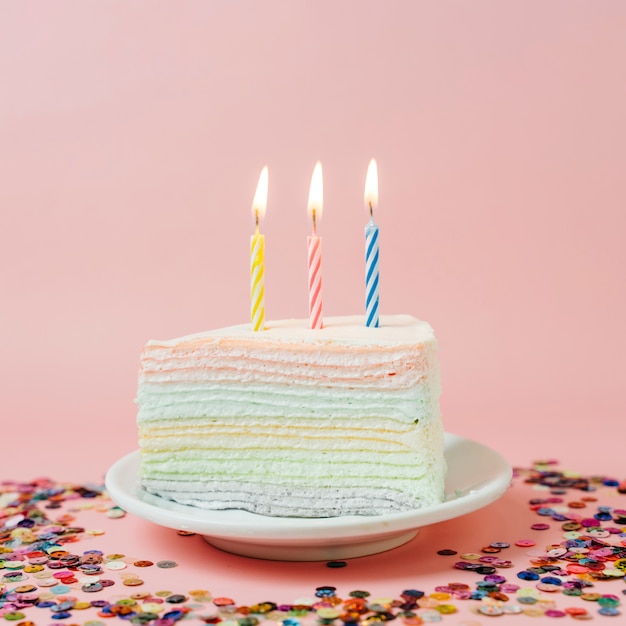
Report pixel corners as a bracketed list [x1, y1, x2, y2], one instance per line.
[2, 1, 625, 482]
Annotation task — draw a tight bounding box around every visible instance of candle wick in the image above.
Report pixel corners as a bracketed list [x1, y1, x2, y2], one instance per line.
[255, 209, 260, 232]
[369, 201, 374, 219]
[312, 209, 317, 234]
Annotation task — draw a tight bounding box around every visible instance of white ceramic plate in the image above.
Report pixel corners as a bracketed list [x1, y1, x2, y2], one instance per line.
[105, 433, 511, 561]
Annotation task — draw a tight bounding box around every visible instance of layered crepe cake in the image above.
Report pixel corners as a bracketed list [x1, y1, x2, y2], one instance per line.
[136, 314, 445, 517]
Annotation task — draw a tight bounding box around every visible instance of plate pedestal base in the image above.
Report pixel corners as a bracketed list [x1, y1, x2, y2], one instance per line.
[203, 530, 419, 561]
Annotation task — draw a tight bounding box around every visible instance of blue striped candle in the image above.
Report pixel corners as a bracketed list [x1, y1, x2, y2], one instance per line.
[364, 159, 379, 327]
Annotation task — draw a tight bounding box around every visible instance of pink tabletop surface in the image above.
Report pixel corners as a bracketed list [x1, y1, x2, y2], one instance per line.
[1, 2, 625, 624]
[3, 465, 626, 624]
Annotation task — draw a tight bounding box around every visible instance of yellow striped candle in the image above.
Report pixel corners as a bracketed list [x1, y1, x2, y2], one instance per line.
[307, 161, 324, 329]
[250, 166, 268, 331]
[364, 158, 379, 327]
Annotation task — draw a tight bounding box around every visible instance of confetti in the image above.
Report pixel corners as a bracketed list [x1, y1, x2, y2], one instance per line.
[1, 464, 625, 624]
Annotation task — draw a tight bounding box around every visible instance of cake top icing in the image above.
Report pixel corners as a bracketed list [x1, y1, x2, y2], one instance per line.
[146, 314, 436, 349]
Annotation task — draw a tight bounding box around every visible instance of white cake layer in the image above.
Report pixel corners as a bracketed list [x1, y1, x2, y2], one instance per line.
[141, 488, 438, 517]
[141, 484, 443, 517]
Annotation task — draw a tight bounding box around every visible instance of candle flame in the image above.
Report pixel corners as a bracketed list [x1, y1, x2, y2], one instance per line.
[252, 165, 269, 222]
[307, 161, 323, 222]
[364, 158, 378, 213]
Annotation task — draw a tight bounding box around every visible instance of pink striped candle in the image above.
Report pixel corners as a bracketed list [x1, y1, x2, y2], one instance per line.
[250, 166, 268, 331]
[307, 162, 324, 329]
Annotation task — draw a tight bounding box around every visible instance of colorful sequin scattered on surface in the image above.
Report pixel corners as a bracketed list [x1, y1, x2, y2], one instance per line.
[1, 462, 625, 624]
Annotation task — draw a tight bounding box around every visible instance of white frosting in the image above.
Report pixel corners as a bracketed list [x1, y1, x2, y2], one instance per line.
[146, 314, 435, 347]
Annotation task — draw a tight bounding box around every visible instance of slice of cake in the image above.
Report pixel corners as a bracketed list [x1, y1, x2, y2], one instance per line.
[136, 314, 445, 517]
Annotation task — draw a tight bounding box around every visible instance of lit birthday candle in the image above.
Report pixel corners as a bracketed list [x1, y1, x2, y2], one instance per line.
[364, 158, 380, 327]
[307, 161, 324, 329]
[250, 166, 268, 331]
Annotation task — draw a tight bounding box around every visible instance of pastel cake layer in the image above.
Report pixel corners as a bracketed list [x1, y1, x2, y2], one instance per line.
[136, 314, 445, 517]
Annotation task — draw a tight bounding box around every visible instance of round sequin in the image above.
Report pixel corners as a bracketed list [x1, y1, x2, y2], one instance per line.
[166, 594, 187, 603]
[598, 607, 621, 616]
[477, 605, 503, 616]
[517, 596, 538, 605]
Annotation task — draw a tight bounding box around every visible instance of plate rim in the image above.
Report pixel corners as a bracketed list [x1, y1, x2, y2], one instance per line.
[105, 433, 512, 543]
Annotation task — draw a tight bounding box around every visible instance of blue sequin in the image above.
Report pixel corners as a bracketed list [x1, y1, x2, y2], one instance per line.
[536, 507, 554, 516]
[598, 607, 621, 616]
